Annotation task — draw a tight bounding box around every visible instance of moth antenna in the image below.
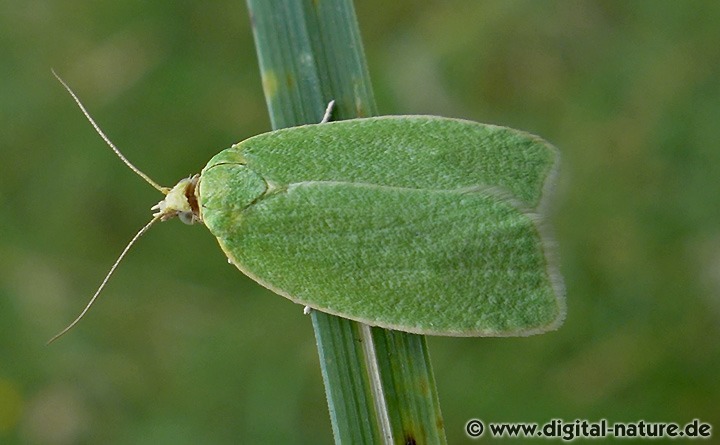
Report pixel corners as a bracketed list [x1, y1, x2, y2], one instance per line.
[47, 215, 161, 344]
[52, 69, 169, 194]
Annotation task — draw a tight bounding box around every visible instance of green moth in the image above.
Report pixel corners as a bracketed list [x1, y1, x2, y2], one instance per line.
[51, 74, 565, 342]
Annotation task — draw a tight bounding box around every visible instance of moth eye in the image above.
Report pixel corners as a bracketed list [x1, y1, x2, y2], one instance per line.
[178, 211, 195, 225]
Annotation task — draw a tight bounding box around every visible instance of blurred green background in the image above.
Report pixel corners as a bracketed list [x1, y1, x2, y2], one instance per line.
[2, 1, 719, 443]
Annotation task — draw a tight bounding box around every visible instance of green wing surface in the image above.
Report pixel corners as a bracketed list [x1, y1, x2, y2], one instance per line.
[198, 116, 564, 336]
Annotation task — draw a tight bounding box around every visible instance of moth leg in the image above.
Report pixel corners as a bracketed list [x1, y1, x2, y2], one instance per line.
[320, 100, 335, 124]
[303, 306, 313, 315]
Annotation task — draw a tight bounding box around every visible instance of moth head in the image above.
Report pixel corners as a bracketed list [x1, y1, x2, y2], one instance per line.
[151, 174, 202, 224]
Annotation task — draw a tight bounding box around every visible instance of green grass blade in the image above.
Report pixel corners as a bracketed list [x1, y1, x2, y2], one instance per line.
[312, 313, 387, 443]
[372, 329, 445, 444]
[245, 1, 447, 443]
